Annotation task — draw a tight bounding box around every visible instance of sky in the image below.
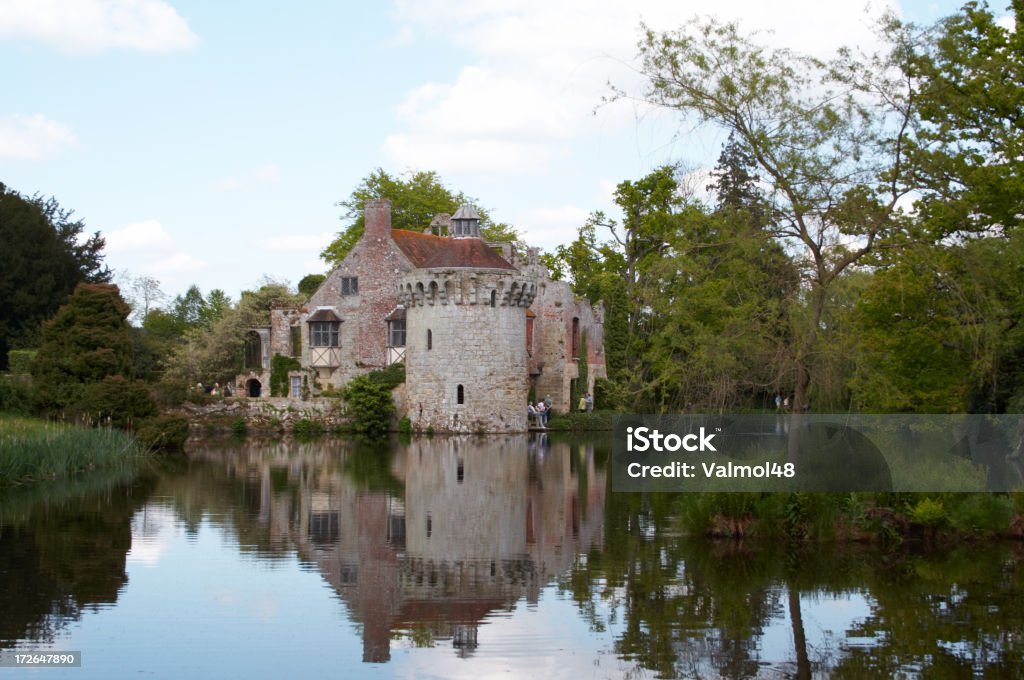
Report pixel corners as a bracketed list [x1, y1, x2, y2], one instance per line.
[0, 0, 978, 308]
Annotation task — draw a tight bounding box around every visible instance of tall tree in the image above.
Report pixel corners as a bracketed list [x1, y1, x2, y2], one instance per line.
[909, 0, 1024, 236]
[31, 283, 133, 415]
[620, 16, 916, 413]
[321, 169, 521, 266]
[0, 184, 110, 369]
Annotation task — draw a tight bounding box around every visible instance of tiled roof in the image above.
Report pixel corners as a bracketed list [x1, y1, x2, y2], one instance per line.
[391, 229, 515, 270]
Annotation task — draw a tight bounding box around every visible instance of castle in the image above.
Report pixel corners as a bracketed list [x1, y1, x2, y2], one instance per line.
[235, 200, 605, 433]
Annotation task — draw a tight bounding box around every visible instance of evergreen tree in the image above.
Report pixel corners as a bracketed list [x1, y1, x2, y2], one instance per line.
[31, 283, 133, 415]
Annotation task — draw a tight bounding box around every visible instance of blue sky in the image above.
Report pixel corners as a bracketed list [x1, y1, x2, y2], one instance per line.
[0, 0, 978, 308]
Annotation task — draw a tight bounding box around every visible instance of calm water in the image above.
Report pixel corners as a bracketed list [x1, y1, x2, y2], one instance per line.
[2, 434, 1023, 678]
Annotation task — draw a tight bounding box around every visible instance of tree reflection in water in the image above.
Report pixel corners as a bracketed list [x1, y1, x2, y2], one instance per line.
[1, 434, 1024, 677]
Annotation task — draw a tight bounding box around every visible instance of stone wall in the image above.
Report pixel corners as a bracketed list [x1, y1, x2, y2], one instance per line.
[400, 268, 537, 433]
[305, 200, 412, 390]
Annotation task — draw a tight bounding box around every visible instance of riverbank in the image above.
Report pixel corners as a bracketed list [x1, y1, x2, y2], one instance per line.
[0, 413, 149, 486]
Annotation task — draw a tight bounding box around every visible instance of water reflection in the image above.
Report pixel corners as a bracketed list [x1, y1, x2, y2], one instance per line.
[183, 434, 606, 663]
[1, 435, 1024, 678]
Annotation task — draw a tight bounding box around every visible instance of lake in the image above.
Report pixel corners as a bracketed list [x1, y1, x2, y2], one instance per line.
[2, 433, 1023, 678]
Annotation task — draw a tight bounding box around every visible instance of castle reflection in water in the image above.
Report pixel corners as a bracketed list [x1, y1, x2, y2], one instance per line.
[189, 434, 605, 663]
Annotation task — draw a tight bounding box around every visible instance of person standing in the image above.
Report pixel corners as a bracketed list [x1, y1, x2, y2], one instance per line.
[585, 392, 594, 412]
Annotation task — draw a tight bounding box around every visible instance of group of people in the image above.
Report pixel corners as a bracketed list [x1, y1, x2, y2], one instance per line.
[196, 381, 232, 397]
[774, 393, 807, 413]
[528, 395, 553, 428]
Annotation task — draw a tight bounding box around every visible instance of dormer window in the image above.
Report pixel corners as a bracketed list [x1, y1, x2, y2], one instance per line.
[451, 205, 481, 238]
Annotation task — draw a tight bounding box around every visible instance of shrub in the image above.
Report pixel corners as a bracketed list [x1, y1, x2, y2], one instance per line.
[343, 374, 393, 436]
[911, 497, 948, 527]
[398, 416, 412, 435]
[135, 415, 190, 453]
[0, 375, 33, 415]
[292, 418, 324, 438]
[951, 494, 1013, 535]
[368, 363, 406, 390]
[231, 417, 248, 438]
[80, 376, 157, 429]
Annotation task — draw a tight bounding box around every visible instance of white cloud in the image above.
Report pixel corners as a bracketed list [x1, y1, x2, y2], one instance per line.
[0, 0, 198, 53]
[384, 0, 899, 176]
[253, 164, 282, 186]
[151, 252, 207, 273]
[105, 219, 172, 253]
[260, 233, 333, 253]
[0, 113, 76, 159]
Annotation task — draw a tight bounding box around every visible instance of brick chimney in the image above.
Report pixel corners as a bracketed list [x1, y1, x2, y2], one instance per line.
[364, 199, 392, 240]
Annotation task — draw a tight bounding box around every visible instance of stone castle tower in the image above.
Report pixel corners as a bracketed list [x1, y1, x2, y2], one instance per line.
[398, 206, 537, 433]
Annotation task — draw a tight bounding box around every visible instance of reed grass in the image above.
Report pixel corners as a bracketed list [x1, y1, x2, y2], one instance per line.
[0, 414, 147, 486]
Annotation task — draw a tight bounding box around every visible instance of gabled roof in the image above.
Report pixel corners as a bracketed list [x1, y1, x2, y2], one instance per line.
[390, 229, 515, 271]
[307, 308, 341, 322]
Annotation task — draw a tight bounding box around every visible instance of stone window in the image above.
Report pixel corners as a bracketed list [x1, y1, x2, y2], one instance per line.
[490, 290, 496, 307]
[290, 375, 301, 398]
[310, 322, 339, 347]
[244, 331, 262, 370]
[341, 276, 358, 295]
[572, 317, 580, 359]
[427, 329, 432, 350]
[388, 319, 406, 347]
[457, 384, 464, 404]
[289, 326, 301, 357]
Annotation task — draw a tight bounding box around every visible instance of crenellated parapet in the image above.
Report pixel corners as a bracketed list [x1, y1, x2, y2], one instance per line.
[398, 271, 537, 308]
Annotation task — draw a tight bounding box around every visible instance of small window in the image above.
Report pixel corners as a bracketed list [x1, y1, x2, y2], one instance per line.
[388, 319, 406, 347]
[290, 375, 302, 398]
[457, 384, 464, 405]
[571, 317, 580, 358]
[290, 326, 301, 357]
[490, 290, 496, 307]
[310, 321, 339, 347]
[341, 277, 358, 295]
[427, 329, 432, 350]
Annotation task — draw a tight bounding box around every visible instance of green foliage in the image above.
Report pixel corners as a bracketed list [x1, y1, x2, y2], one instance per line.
[398, 416, 412, 435]
[367, 362, 406, 391]
[162, 281, 305, 388]
[910, 497, 948, 527]
[321, 168, 521, 266]
[546, 410, 613, 432]
[343, 374, 395, 436]
[291, 418, 324, 438]
[908, 0, 1024, 236]
[7, 350, 36, 375]
[134, 415, 190, 453]
[297, 273, 326, 297]
[950, 494, 1013, 536]
[0, 375, 33, 415]
[230, 417, 248, 438]
[270, 354, 302, 397]
[79, 376, 157, 429]
[31, 283, 134, 416]
[0, 184, 110, 370]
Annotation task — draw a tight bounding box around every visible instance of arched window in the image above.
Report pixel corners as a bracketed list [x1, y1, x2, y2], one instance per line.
[490, 289, 496, 307]
[427, 329, 432, 350]
[457, 384, 464, 404]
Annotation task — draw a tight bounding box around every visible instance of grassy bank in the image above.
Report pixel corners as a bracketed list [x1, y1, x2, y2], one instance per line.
[0, 413, 148, 486]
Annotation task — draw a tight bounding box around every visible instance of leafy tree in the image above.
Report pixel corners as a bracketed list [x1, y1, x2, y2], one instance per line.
[162, 282, 305, 387]
[31, 283, 133, 415]
[0, 184, 110, 369]
[321, 168, 521, 266]
[297, 273, 326, 297]
[908, 0, 1024, 236]
[201, 289, 231, 327]
[172, 285, 207, 328]
[619, 16, 916, 413]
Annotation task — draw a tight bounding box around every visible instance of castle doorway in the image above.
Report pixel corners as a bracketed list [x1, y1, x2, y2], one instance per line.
[246, 378, 262, 398]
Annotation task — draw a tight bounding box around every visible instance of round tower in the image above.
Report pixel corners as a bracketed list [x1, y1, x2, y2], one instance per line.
[398, 206, 537, 433]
